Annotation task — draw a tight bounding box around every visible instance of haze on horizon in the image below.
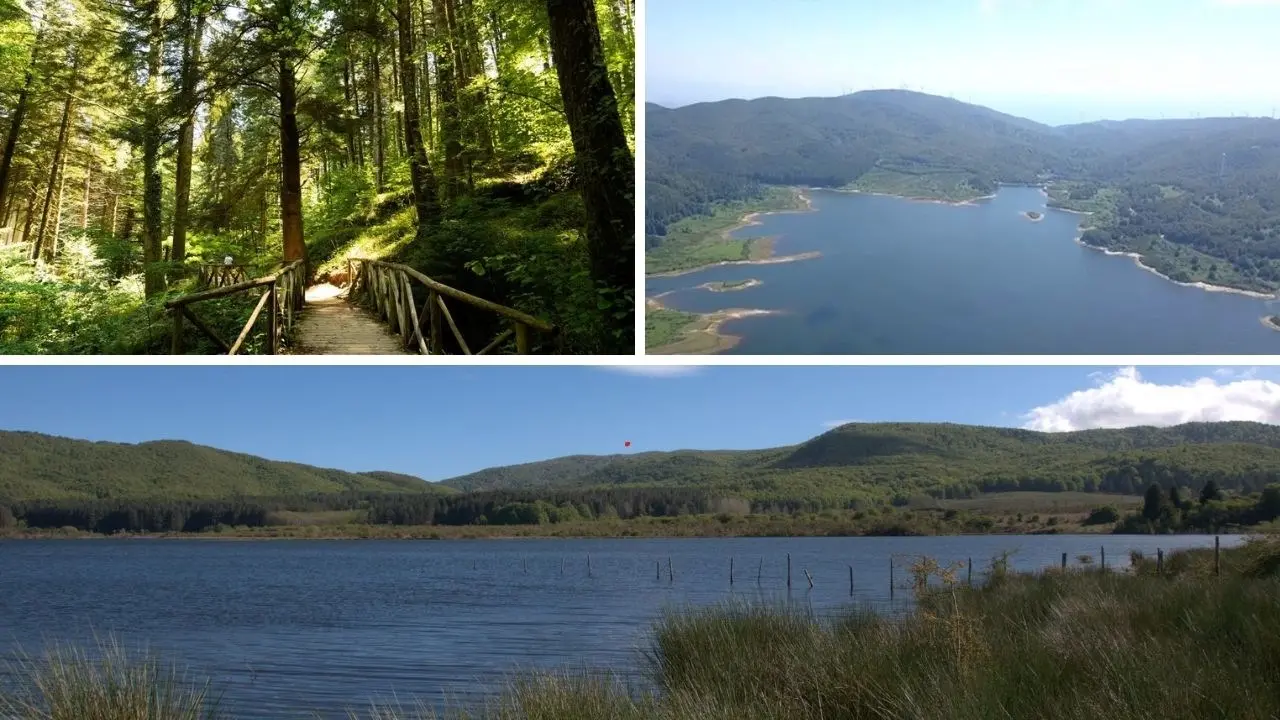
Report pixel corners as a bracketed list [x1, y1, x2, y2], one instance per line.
[647, 0, 1280, 125]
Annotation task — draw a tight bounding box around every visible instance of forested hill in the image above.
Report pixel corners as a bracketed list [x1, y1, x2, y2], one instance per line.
[647, 91, 1280, 292]
[0, 430, 448, 500]
[440, 421, 1280, 501]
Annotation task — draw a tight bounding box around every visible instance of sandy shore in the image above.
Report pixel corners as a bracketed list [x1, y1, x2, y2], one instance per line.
[840, 188, 996, 207]
[1260, 316, 1280, 333]
[646, 294, 777, 354]
[1077, 238, 1277, 299]
[698, 278, 762, 293]
[647, 251, 821, 279]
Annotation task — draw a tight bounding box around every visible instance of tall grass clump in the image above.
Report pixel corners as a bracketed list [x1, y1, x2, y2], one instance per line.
[0, 637, 219, 720]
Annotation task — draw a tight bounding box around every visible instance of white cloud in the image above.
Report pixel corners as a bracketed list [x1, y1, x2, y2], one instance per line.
[598, 366, 701, 378]
[1215, 0, 1280, 6]
[1023, 367, 1280, 432]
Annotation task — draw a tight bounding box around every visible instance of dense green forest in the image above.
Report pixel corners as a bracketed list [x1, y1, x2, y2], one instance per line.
[647, 90, 1280, 292]
[4, 421, 1280, 534]
[0, 0, 634, 354]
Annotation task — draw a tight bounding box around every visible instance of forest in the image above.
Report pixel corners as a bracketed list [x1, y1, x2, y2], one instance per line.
[0, 0, 634, 354]
[6, 421, 1280, 535]
[646, 91, 1280, 293]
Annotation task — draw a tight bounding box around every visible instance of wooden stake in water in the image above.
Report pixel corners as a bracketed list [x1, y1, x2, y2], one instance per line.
[1101, 546, 1106, 571]
[848, 565, 854, 596]
[1157, 548, 1163, 575]
[787, 553, 792, 589]
[967, 557, 973, 586]
[561, 558, 565, 576]
[668, 556, 674, 583]
[587, 553, 592, 578]
[757, 557, 763, 585]
[889, 558, 895, 600]
[523, 558, 527, 574]
[730, 557, 734, 586]
[803, 569, 814, 589]
[656, 560, 660, 581]
[1215, 535, 1221, 576]
[1061, 552, 1067, 570]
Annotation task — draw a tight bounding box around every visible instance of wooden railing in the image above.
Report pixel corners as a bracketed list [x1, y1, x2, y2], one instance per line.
[197, 263, 250, 288]
[347, 258, 556, 354]
[165, 259, 306, 355]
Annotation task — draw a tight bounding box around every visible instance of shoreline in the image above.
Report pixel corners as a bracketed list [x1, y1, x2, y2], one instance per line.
[645, 188, 816, 278]
[646, 293, 778, 355]
[1076, 237, 1276, 299]
[1261, 315, 1280, 332]
[697, 278, 762, 293]
[837, 187, 997, 207]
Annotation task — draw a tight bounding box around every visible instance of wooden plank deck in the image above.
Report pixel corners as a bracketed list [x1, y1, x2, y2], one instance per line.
[289, 283, 409, 355]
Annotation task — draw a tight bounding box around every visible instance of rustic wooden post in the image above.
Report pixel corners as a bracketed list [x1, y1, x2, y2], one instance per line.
[889, 558, 895, 600]
[668, 557, 673, 583]
[786, 553, 791, 589]
[522, 557, 527, 574]
[849, 565, 854, 596]
[757, 557, 763, 585]
[803, 569, 814, 589]
[656, 560, 660, 580]
[1215, 535, 1221, 576]
[587, 553, 592, 578]
[170, 309, 184, 354]
[730, 557, 734, 586]
[267, 285, 278, 355]
[429, 290, 442, 353]
[1061, 552, 1067, 570]
[967, 557, 973, 586]
[1101, 546, 1106, 571]
[1157, 548, 1163, 575]
[516, 322, 530, 354]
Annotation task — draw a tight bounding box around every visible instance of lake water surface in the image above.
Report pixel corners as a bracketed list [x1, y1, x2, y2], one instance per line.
[647, 187, 1280, 353]
[0, 535, 1241, 717]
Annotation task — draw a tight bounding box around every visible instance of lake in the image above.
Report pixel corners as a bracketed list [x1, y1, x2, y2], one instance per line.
[646, 187, 1280, 354]
[0, 534, 1240, 718]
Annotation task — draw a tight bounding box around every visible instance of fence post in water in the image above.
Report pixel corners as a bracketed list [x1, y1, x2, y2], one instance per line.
[757, 557, 763, 586]
[523, 558, 527, 574]
[656, 560, 660, 581]
[849, 565, 854, 596]
[730, 557, 734, 586]
[967, 557, 973, 587]
[1101, 546, 1106, 571]
[1215, 535, 1221, 576]
[803, 569, 814, 589]
[1061, 552, 1067, 570]
[668, 557, 674, 583]
[1156, 548, 1163, 575]
[587, 553, 592, 578]
[889, 558, 895, 600]
[787, 553, 792, 589]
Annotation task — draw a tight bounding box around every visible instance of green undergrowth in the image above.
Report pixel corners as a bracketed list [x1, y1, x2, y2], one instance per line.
[308, 159, 614, 354]
[0, 234, 268, 355]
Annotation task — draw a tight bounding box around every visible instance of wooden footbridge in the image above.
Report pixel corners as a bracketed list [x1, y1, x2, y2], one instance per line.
[165, 259, 556, 355]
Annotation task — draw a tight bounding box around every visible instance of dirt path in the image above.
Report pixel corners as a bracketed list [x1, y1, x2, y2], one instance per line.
[290, 283, 409, 355]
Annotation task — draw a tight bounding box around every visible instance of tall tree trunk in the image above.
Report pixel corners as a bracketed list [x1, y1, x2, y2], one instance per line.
[172, 9, 206, 263]
[279, 53, 306, 262]
[342, 51, 358, 165]
[141, 0, 166, 296]
[418, 3, 434, 151]
[396, 0, 438, 225]
[371, 49, 385, 192]
[0, 22, 45, 222]
[31, 89, 75, 261]
[433, 0, 463, 198]
[19, 190, 37, 246]
[50, 153, 67, 258]
[81, 166, 91, 228]
[545, 0, 634, 349]
[459, 0, 493, 161]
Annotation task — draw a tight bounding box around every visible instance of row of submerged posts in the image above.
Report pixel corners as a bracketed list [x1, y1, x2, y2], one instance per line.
[495, 537, 1227, 598]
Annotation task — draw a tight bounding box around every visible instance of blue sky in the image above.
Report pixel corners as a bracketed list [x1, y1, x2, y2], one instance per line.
[646, 0, 1280, 124]
[1, 366, 1278, 482]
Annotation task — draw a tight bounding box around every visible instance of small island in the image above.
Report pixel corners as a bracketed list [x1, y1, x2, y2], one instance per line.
[1023, 210, 1044, 222]
[698, 278, 762, 293]
[1264, 315, 1280, 332]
